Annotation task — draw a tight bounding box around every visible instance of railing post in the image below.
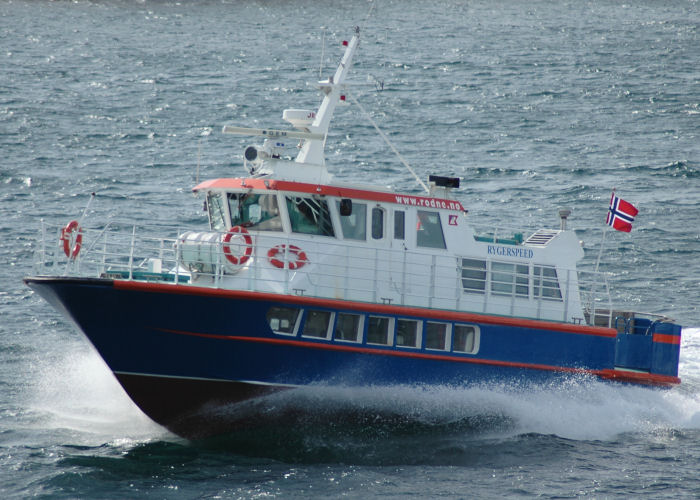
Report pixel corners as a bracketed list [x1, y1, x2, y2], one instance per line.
[401, 248, 407, 306]
[429, 254, 436, 308]
[174, 235, 181, 284]
[128, 226, 136, 280]
[101, 231, 107, 275]
[214, 233, 221, 288]
[373, 247, 378, 303]
[604, 275, 613, 327]
[563, 268, 570, 322]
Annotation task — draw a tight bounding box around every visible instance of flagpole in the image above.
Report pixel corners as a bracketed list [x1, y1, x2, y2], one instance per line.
[589, 189, 615, 324]
[594, 225, 608, 275]
[595, 188, 615, 274]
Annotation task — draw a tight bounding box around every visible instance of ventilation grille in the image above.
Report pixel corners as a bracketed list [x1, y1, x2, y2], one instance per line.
[523, 229, 561, 247]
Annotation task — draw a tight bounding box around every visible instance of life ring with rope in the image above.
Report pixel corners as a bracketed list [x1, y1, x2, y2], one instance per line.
[222, 225, 253, 266]
[60, 220, 83, 259]
[267, 244, 308, 270]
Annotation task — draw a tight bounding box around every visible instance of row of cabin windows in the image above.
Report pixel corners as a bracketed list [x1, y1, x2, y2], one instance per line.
[461, 259, 563, 300]
[266, 306, 479, 354]
[208, 192, 446, 249]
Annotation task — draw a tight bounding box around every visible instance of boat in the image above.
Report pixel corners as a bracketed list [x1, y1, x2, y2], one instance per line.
[25, 27, 682, 439]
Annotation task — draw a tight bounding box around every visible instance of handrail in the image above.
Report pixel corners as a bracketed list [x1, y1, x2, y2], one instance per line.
[32, 223, 620, 326]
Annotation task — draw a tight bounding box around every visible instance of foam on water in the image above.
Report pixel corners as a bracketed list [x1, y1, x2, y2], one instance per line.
[28, 343, 166, 445]
[25, 329, 700, 447]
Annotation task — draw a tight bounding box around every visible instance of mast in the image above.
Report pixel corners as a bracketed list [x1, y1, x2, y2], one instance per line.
[295, 26, 361, 166]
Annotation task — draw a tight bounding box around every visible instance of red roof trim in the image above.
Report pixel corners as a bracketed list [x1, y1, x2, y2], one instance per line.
[193, 177, 466, 212]
[114, 280, 618, 338]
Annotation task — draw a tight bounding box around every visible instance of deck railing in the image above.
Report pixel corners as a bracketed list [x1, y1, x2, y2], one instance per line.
[33, 222, 623, 328]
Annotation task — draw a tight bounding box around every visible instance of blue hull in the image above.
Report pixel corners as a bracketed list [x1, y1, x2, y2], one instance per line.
[25, 277, 681, 438]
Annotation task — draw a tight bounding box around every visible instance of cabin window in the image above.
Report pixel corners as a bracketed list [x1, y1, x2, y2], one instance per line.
[367, 316, 393, 345]
[287, 196, 335, 236]
[302, 310, 333, 339]
[416, 211, 446, 249]
[207, 192, 227, 232]
[228, 193, 282, 231]
[453, 324, 479, 354]
[534, 265, 562, 300]
[394, 210, 405, 240]
[267, 306, 301, 336]
[425, 322, 450, 350]
[371, 207, 384, 239]
[334, 312, 363, 342]
[338, 201, 367, 240]
[396, 318, 420, 348]
[461, 258, 487, 293]
[491, 262, 530, 297]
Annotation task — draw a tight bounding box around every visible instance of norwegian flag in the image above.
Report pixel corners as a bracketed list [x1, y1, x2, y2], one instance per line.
[606, 193, 638, 232]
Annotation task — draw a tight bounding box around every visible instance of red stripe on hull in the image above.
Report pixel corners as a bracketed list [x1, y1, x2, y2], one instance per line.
[597, 369, 680, 387]
[114, 280, 617, 338]
[156, 328, 679, 388]
[653, 333, 681, 345]
[157, 327, 596, 376]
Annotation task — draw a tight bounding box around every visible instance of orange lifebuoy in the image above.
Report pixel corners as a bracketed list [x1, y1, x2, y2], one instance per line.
[60, 220, 83, 259]
[222, 225, 253, 266]
[267, 244, 307, 270]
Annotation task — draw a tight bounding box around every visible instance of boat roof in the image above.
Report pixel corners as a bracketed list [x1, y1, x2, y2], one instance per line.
[193, 177, 466, 212]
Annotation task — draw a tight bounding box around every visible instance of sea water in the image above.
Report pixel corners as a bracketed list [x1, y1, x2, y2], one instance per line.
[1, 0, 699, 497]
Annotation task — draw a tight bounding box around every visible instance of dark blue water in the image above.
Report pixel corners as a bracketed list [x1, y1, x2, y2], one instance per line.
[2, 0, 699, 497]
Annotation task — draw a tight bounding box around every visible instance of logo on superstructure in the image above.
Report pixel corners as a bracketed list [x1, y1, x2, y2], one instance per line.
[394, 195, 463, 211]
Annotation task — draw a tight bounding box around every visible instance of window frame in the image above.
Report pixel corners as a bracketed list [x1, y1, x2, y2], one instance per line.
[461, 258, 487, 294]
[301, 309, 335, 340]
[424, 321, 451, 351]
[207, 192, 228, 232]
[490, 261, 530, 297]
[371, 206, 385, 240]
[395, 318, 422, 348]
[394, 210, 405, 240]
[534, 265, 563, 301]
[452, 323, 480, 354]
[333, 312, 364, 343]
[285, 195, 335, 237]
[366, 315, 395, 346]
[266, 306, 303, 336]
[228, 192, 284, 232]
[337, 200, 367, 241]
[416, 210, 447, 249]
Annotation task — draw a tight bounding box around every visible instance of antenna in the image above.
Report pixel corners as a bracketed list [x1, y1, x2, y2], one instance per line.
[196, 139, 201, 184]
[319, 29, 325, 78]
[361, 1, 376, 32]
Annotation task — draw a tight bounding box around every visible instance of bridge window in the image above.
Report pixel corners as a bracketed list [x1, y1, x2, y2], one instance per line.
[453, 324, 479, 354]
[367, 316, 393, 345]
[371, 207, 384, 239]
[334, 312, 363, 342]
[229, 193, 282, 231]
[425, 322, 450, 351]
[394, 210, 405, 240]
[302, 310, 333, 339]
[207, 192, 227, 232]
[534, 265, 562, 300]
[396, 318, 420, 348]
[267, 306, 301, 336]
[338, 201, 366, 240]
[416, 211, 446, 249]
[286, 196, 335, 236]
[461, 258, 487, 293]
